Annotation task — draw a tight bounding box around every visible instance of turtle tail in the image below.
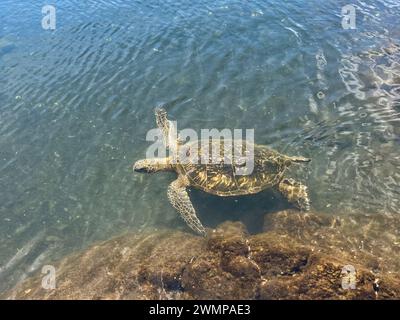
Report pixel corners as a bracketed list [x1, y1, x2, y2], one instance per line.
[290, 156, 311, 163]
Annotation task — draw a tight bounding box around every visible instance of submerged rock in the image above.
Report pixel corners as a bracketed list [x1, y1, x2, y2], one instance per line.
[4, 211, 400, 300]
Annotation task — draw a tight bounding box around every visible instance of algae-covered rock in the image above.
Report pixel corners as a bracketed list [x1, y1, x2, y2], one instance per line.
[4, 211, 400, 300]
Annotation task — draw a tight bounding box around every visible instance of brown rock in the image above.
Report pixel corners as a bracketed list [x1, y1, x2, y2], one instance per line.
[3, 211, 400, 300]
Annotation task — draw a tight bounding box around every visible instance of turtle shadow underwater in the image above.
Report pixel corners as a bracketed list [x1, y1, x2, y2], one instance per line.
[171, 187, 291, 234]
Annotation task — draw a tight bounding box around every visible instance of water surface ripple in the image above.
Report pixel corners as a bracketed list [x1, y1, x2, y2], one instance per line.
[0, 0, 399, 293]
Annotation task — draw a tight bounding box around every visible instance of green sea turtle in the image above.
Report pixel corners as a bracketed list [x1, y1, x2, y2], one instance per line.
[133, 108, 311, 236]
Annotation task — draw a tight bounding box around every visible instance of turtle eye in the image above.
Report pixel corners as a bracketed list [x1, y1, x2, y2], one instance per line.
[186, 149, 191, 157]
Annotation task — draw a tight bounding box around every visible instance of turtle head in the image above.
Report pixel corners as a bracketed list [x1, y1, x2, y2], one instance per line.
[133, 158, 172, 173]
[133, 159, 151, 173]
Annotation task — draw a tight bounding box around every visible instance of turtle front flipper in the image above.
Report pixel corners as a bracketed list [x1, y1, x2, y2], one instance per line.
[277, 178, 310, 211]
[155, 108, 180, 151]
[155, 108, 170, 145]
[167, 177, 207, 237]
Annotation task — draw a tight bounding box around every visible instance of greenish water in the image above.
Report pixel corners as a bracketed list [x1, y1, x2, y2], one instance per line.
[0, 0, 399, 294]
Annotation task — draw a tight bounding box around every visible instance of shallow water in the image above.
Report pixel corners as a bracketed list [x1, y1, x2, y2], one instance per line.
[0, 0, 399, 294]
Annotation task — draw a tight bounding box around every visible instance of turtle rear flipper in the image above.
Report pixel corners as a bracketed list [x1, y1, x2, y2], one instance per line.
[278, 178, 310, 211]
[167, 177, 207, 236]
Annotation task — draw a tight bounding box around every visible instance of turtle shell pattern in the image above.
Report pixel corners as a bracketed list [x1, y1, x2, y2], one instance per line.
[175, 139, 291, 196]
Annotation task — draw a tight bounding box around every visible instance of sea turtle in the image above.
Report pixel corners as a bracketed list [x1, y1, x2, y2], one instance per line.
[133, 108, 311, 236]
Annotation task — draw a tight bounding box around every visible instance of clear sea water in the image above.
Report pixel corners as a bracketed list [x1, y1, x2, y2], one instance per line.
[0, 0, 399, 294]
